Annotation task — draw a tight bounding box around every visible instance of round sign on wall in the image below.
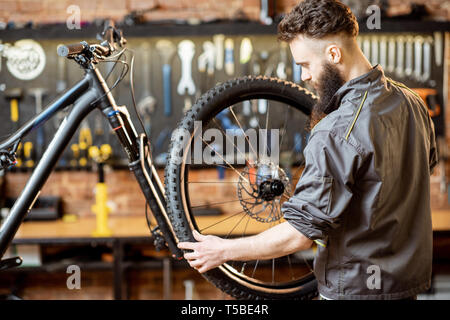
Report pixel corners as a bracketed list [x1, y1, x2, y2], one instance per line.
[4, 39, 46, 81]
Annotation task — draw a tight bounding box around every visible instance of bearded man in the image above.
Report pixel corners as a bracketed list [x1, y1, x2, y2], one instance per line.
[178, 0, 438, 300]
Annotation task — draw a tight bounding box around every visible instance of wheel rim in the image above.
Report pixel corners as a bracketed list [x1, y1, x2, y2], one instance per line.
[178, 85, 317, 293]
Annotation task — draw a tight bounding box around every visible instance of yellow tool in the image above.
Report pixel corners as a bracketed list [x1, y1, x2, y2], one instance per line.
[70, 144, 79, 168]
[15, 142, 23, 168]
[5, 88, 23, 131]
[23, 141, 35, 168]
[78, 123, 93, 167]
[89, 144, 113, 237]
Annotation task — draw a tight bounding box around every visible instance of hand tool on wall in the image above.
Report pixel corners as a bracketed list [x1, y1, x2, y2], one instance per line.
[78, 121, 93, 168]
[387, 36, 396, 74]
[413, 35, 424, 82]
[434, 32, 443, 67]
[239, 38, 253, 116]
[197, 41, 215, 96]
[404, 35, 414, 78]
[422, 36, 433, 83]
[395, 35, 405, 78]
[70, 143, 79, 168]
[156, 40, 176, 117]
[28, 88, 47, 161]
[239, 37, 253, 76]
[362, 35, 371, 62]
[260, 0, 273, 25]
[177, 40, 196, 113]
[154, 127, 172, 166]
[23, 141, 34, 169]
[213, 34, 225, 71]
[137, 42, 156, 136]
[56, 53, 67, 93]
[276, 42, 288, 80]
[4, 88, 23, 132]
[254, 51, 273, 114]
[224, 38, 235, 76]
[370, 35, 379, 66]
[379, 35, 387, 69]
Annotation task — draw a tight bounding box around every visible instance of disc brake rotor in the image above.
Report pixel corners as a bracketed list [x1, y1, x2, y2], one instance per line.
[237, 161, 292, 223]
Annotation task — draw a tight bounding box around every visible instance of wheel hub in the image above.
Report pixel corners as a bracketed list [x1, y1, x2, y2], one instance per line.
[258, 179, 285, 201]
[237, 161, 292, 223]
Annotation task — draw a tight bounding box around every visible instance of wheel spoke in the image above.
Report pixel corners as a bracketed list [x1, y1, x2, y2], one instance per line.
[229, 106, 259, 161]
[200, 135, 250, 184]
[190, 198, 251, 209]
[199, 210, 246, 232]
[225, 210, 249, 239]
[212, 117, 249, 165]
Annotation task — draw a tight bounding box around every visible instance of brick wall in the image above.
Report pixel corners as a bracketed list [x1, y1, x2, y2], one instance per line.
[1, 0, 450, 24]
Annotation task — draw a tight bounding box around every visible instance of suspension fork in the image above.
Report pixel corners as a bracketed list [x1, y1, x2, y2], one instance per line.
[91, 68, 183, 258]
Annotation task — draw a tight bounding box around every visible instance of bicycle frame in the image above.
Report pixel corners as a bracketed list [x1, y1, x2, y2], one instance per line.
[0, 63, 183, 260]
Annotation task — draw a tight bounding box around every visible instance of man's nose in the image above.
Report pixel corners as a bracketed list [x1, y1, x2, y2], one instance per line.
[301, 71, 311, 82]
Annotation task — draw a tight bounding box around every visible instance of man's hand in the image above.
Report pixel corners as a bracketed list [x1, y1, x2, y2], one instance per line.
[177, 230, 228, 273]
[177, 223, 312, 274]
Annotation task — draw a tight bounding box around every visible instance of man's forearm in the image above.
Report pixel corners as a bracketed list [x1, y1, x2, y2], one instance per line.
[224, 222, 313, 262]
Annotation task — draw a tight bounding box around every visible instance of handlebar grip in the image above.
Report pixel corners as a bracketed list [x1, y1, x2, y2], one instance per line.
[57, 42, 87, 57]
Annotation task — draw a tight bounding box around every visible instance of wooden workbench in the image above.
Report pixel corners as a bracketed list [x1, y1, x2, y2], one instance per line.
[12, 210, 450, 240]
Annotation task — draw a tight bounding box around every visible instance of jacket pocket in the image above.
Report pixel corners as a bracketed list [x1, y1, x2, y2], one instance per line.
[313, 244, 329, 286]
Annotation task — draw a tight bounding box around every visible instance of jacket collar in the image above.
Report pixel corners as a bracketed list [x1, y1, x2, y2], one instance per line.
[325, 64, 385, 110]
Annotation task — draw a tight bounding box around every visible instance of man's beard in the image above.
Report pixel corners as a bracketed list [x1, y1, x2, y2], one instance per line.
[308, 62, 346, 131]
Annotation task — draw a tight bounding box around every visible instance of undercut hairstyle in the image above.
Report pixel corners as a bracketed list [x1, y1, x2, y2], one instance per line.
[278, 0, 359, 42]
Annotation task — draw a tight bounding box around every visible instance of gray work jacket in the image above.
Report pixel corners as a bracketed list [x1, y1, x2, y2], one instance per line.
[282, 65, 438, 300]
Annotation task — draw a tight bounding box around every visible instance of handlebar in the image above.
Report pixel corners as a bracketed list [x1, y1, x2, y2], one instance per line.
[56, 19, 126, 60]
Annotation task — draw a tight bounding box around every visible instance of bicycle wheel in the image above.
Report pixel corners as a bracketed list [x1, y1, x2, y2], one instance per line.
[165, 75, 319, 299]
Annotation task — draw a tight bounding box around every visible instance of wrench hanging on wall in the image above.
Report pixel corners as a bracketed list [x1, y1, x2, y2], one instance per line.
[433, 32, 443, 67]
[177, 40, 196, 113]
[224, 38, 235, 76]
[197, 41, 215, 96]
[387, 36, 396, 74]
[404, 35, 414, 78]
[213, 34, 225, 71]
[395, 35, 405, 78]
[413, 35, 424, 82]
[239, 37, 253, 116]
[156, 40, 176, 117]
[137, 42, 156, 136]
[370, 35, 379, 66]
[276, 42, 288, 80]
[422, 36, 433, 83]
[379, 35, 387, 69]
[260, 0, 273, 25]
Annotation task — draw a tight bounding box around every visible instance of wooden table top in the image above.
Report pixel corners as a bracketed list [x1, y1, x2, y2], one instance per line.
[10, 210, 450, 240]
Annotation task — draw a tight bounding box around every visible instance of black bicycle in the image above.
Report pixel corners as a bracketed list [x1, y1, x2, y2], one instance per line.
[0, 21, 319, 300]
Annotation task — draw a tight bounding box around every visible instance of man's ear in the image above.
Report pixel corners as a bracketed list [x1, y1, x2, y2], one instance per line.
[326, 44, 342, 64]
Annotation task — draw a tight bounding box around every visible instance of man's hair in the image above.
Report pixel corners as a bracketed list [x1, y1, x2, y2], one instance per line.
[278, 0, 359, 42]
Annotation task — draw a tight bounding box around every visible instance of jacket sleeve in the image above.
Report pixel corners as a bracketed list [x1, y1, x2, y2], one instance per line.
[428, 117, 438, 175]
[281, 130, 362, 243]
